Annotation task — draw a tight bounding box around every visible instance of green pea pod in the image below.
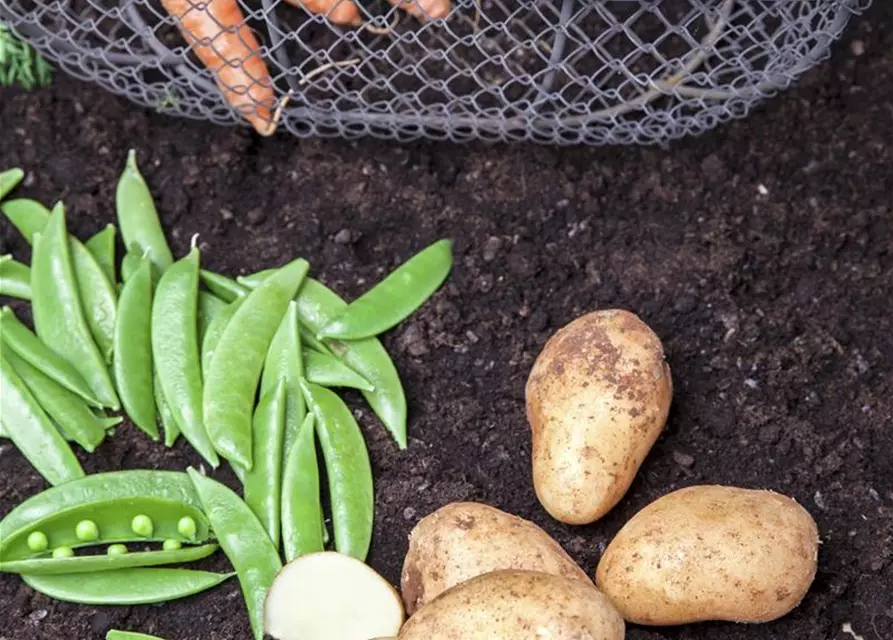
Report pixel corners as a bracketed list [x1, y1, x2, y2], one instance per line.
[30, 206, 119, 408]
[299, 321, 333, 354]
[152, 247, 218, 468]
[197, 291, 227, 344]
[156, 369, 180, 447]
[107, 631, 168, 640]
[22, 567, 234, 605]
[281, 412, 324, 561]
[0, 307, 102, 407]
[299, 379, 374, 561]
[235, 269, 278, 290]
[237, 381, 286, 546]
[85, 224, 117, 284]
[200, 297, 244, 375]
[116, 150, 174, 273]
[4, 349, 116, 452]
[304, 349, 374, 392]
[318, 239, 453, 340]
[259, 301, 306, 454]
[200, 269, 248, 302]
[296, 278, 407, 449]
[0, 420, 7, 438]
[1, 198, 51, 240]
[0, 254, 31, 300]
[114, 258, 158, 440]
[120, 244, 144, 284]
[0, 470, 212, 561]
[0, 543, 219, 575]
[0, 168, 23, 200]
[188, 469, 282, 640]
[0, 356, 85, 486]
[203, 259, 309, 469]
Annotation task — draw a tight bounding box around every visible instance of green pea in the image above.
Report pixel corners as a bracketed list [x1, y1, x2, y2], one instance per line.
[177, 516, 197, 539]
[162, 539, 182, 551]
[53, 546, 74, 559]
[107, 543, 129, 556]
[27, 531, 49, 552]
[131, 515, 154, 537]
[75, 520, 100, 542]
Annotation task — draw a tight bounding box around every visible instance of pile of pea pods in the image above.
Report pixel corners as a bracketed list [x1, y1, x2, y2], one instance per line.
[0, 158, 453, 640]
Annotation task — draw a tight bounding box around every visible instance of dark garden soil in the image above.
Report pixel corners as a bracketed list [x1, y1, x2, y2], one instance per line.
[1, 2, 892, 639]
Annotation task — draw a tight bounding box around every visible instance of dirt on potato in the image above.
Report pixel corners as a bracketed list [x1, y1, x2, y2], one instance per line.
[1, 2, 892, 639]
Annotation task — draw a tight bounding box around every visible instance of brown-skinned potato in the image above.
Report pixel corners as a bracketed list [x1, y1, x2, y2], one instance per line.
[398, 570, 625, 640]
[526, 309, 672, 525]
[400, 501, 590, 615]
[595, 485, 820, 625]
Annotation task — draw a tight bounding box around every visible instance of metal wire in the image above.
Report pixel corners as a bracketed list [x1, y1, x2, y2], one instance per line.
[0, 0, 873, 145]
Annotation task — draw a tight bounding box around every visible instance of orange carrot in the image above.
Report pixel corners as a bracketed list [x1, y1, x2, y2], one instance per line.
[283, 0, 362, 26]
[162, 0, 278, 135]
[388, 0, 451, 21]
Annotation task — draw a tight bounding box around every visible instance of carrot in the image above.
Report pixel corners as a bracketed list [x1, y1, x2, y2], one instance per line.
[388, 0, 451, 21]
[283, 0, 362, 27]
[162, 0, 278, 136]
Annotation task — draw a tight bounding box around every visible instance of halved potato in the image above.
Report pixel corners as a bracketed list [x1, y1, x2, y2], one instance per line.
[265, 551, 404, 640]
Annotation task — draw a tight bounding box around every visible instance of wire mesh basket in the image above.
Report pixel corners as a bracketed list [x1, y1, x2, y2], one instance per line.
[1, 0, 872, 144]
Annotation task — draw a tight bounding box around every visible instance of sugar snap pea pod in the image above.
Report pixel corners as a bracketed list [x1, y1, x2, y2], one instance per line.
[204, 259, 309, 469]
[0, 307, 102, 407]
[154, 369, 180, 447]
[259, 301, 306, 454]
[0, 168, 23, 200]
[299, 379, 374, 561]
[197, 291, 227, 344]
[85, 224, 117, 284]
[188, 468, 282, 640]
[237, 381, 286, 546]
[319, 239, 453, 340]
[0, 470, 212, 561]
[235, 269, 278, 290]
[22, 567, 234, 605]
[300, 321, 333, 354]
[281, 412, 324, 561]
[0, 254, 31, 300]
[200, 296, 244, 376]
[0, 356, 85, 486]
[0, 420, 7, 438]
[0, 198, 51, 240]
[304, 349, 375, 392]
[200, 269, 248, 302]
[0, 542, 219, 575]
[114, 258, 158, 440]
[120, 244, 143, 284]
[107, 631, 168, 640]
[152, 247, 218, 467]
[116, 150, 174, 273]
[296, 278, 407, 449]
[30, 206, 119, 408]
[4, 349, 116, 452]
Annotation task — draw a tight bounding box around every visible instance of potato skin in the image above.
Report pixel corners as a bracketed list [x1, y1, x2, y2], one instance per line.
[526, 309, 672, 524]
[400, 501, 590, 614]
[595, 485, 820, 625]
[398, 570, 625, 640]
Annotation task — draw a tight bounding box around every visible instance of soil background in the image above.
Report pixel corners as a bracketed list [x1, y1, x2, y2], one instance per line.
[1, 2, 892, 639]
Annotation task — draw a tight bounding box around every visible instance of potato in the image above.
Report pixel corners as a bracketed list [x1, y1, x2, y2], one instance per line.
[595, 485, 820, 625]
[526, 309, 672, 524]
[401, 501, 590, 614]
[398, 570, 624, 640]
[264, 551, 404, 640]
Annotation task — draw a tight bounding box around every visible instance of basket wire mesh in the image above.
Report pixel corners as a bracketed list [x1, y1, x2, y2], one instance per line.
[0, 0, 873, 144]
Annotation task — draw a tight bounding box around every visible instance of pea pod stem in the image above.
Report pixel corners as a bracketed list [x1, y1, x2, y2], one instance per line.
[116, 150, 174, 273]
[114, 258, 158, 440]
[30, 205, 119, 408]
[281, 412, 324, 561]
[188, 468, 282, 640]
[0, 543, 219, 575]
[203, 259, 309, 469]
[0, 255, 31, 300]
[0, 307, 102, 407]
[22, 567, 234, 605]
[152, 247, 218, 467]
[0, 355, 85, 486]
[299, 379, 374, 561]
[318, 239, 453, 340]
